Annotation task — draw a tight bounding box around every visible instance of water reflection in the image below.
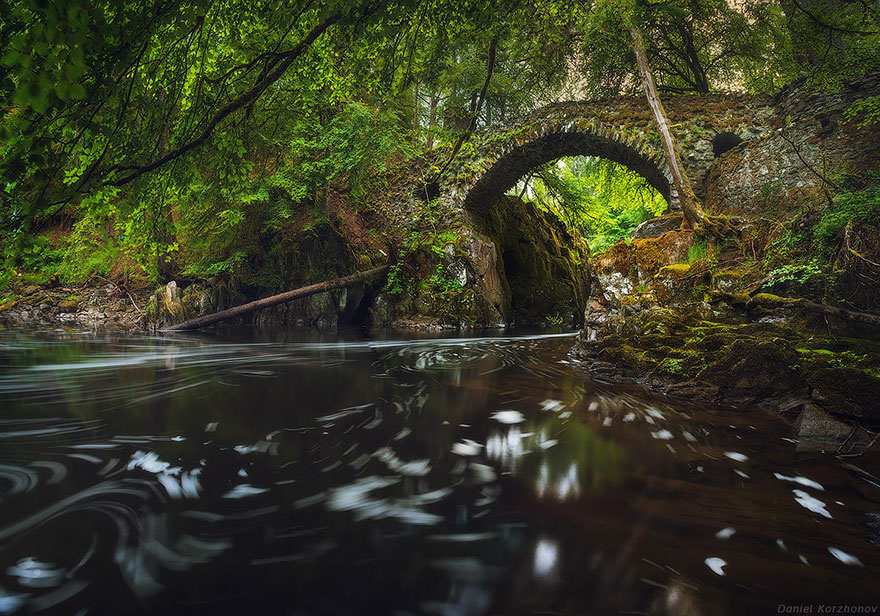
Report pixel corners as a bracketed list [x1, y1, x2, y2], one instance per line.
[532, 537, 558, 577]
[0, 327, 878, 614]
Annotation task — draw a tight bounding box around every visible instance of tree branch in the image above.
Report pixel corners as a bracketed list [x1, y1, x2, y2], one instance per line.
[432, 35, 499, 182]
[105, 11, 342, 188]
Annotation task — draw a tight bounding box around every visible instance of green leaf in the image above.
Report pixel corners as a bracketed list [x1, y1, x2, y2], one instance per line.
[69, 83, 87, 100]
[1, 51, 20, 68]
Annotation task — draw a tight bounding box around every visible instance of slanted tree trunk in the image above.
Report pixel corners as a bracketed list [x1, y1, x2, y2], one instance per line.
[163, 266, 389, 331]
[412, 80, 421, 142]
[432, 35, 499, 182]
[629, 26, 704, 229]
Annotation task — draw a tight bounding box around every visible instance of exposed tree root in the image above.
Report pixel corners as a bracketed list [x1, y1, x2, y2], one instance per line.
[712, 290, 880, 327]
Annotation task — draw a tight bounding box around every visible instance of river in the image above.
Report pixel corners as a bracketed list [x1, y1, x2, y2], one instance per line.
[0, 327, 878, 615]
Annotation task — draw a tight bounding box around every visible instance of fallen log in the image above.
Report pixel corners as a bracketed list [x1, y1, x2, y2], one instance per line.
[163, 265, 389, 331]
[711, 291, 880, 327]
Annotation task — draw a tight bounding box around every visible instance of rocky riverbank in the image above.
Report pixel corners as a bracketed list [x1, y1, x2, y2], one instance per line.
[568, 215, 880, 454]
[0, 280, 152, 330]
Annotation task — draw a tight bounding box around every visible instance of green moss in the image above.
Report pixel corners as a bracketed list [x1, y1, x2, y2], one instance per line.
[687, 238, 708, 263]
[58, 295, 81, 310]
[750, 292, 786, 302]
[658, 357, 686, 375]
[656, 263, 691, 278]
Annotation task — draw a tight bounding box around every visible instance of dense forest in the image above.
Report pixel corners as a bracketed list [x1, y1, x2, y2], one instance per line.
[1, 0, 877, 298]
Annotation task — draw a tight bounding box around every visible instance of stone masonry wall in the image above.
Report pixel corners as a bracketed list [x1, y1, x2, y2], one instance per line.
[704, 73, 880, 214]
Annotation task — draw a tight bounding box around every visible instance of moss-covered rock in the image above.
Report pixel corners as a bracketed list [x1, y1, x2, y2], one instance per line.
[474, 195, 590, 326]
[807, 367, 880, 423]
[699, 337, 801, 396]
[631, 230, 694, 280]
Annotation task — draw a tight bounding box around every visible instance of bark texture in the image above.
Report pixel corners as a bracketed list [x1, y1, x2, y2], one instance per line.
[630, 26, 703, 229]
[164, 266, 389, 331]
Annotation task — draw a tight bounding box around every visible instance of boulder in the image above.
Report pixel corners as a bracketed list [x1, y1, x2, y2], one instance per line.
[631, 214, 684, 239]
[807, 367, 880, 424]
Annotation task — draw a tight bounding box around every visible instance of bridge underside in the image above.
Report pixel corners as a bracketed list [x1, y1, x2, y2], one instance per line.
[462, 131, 673, 213]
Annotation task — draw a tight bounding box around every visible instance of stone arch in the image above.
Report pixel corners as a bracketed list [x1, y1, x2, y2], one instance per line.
[460, 124, 674, 213]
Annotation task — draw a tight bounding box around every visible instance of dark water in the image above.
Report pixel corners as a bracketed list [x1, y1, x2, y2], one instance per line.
[0, 327, 878, 616]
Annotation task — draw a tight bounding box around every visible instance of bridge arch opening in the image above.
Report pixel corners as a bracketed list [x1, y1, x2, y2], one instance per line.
[462, 129, 674, 213]
[460, 129, 673, 327]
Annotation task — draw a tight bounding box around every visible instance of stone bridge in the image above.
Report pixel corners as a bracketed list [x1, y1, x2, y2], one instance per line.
[441, 93, 776, 214]
[371, 84, 877, 328]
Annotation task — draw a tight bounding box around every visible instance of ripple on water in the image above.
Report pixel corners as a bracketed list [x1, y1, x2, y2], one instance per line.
[0, 329, 878, 614]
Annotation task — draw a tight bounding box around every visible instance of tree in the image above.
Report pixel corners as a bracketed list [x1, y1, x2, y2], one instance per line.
[583, 0, 708, 228]
[629, 24, 703, 228]
[576, 0, 795, 96]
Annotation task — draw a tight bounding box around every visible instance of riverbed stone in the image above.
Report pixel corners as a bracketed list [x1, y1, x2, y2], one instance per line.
[808, 367, 880, 424]
[794, 403, 868, 452]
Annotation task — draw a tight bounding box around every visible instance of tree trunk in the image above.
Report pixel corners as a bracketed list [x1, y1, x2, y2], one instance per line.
[426, 89, 438, 151]
[412, 80, 420, 141]
[629, 26, 703, 229]
[432, 35, 499, 181]
[163, 266, 389, 331]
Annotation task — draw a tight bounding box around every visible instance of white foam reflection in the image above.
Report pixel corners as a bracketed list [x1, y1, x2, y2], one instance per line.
[533, 538, 559, 577]
[773, 473, 824, 491]
[828, 547, 863, 566]
[324, 476, 447, 525]
[452, 440, 483, 456]
[540, 399, 565, 412]
[5, 558, 65, 589]
[222, 485, 269, 499]
[715, 527, 736, 539]
[372, 447, 431, 477]
[486, 427, 525, 470]
[793, 489, 831, 518]
[704, 557, 727, 576]
[490, 410, 525, 424]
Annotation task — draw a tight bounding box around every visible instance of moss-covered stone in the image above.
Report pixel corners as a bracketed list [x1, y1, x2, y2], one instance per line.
[807, 367, 880, 423]
[657, 263, 691, 278]
[699, 337, 800, 396]
[474, 195, 590, 326]
[57, 296, 81, 310]
[631, 230, 694, 280]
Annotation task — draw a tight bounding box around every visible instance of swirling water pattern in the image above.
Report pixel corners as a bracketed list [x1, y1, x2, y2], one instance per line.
[0, 328, 878, 614]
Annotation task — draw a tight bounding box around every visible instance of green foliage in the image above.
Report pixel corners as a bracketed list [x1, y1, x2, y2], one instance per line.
[55, 216, 118, 284]
[181, 251, 248, 280]
[783, 0, 880, 99]
[759, 180, 879, 303]
[687, 239, 708, 263]
[844, 96, 880, 129]
[383, 263, 406, 296]
[0, 234, 63, 288]
[766, 260, 828, 287]
[578, 0, 796, 95]
[429, 232, 458, 256]
[514, 156, 668, 253]
[814, 186, 880, 247]
[1, 0, 876, 300]
[425, 262, 463, 295]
